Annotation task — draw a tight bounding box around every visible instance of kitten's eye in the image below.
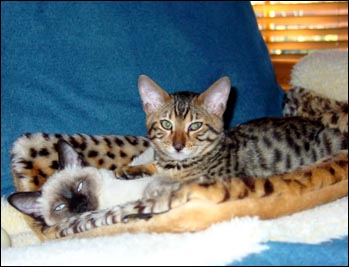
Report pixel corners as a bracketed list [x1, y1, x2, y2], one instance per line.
[77, 181, 83, 193]
[160, 120, 173, 130]
[54, 203, 66, 211]
[189, 122, 203, 131]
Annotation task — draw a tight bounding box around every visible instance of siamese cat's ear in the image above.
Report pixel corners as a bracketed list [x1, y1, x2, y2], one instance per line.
[138, 75, 171, 115]
[8, 191, 42, 219]
[57, 140, 86, 170]
[196, 76, 231, 117]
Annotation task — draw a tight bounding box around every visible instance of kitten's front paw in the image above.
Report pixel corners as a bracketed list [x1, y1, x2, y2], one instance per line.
[52, 205, 125, 237]
[143, 178, 181, 199]
[128, 176, 227, 217]
[121, 179, 185, 219]
[114, 168, 141, 180]
[120, 199, 169, 222]
[114, 165, 155, 180]
[52, 202, 152, 238]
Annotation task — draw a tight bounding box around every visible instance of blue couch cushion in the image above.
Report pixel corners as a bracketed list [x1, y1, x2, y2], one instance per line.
[1, 1, 283, 196]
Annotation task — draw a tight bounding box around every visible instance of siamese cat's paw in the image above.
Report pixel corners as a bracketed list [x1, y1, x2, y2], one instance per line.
[123, 176, 225, 217]
[122, 178, 186, 217]
[143, 177, 181, 199]
[56, 205, 125, 237]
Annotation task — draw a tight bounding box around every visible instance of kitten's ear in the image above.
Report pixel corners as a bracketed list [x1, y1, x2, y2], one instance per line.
[57, 140, 85, 170]
[138, 75, 170, 115]
[197, 77, 231, 117]
[8, 191, 42, 219]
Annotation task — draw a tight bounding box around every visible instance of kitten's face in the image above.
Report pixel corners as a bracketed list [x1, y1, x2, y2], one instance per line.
[8, 141, 101, 226]
[38, 167, 101, 225]
[138, 75, 230, 161]
[146, 95, 224, 161]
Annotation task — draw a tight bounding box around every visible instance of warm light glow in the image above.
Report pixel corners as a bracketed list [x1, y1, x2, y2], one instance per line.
[324, 35, 339, 41]
[251, 1, 348, 56]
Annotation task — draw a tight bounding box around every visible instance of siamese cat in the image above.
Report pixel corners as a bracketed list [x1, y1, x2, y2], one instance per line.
[8, 140, 173, 226]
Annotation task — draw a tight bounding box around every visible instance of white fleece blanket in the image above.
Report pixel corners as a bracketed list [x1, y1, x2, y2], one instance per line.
[1, 196, 348, 266]
[291, 49, 348, 102]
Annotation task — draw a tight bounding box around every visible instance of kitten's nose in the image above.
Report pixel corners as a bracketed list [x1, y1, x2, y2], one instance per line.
[76, 202, 88, 213]
[72, 195, 89, 213]
[173, 141, 185, 152]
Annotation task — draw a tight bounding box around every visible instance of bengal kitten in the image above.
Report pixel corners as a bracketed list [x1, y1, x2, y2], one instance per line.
[116, 75, 347, 181]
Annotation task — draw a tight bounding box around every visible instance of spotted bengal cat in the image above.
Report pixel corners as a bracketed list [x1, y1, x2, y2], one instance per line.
[113, 75, 347, 180]
[9, 75, 348, 240]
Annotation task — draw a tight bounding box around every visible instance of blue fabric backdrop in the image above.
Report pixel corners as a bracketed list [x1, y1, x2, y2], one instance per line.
[2, 2, 346, 266]
[1, 1, 283, 196]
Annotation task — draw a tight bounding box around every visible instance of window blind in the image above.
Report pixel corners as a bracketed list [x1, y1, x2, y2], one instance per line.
[251, 1, 348, 61]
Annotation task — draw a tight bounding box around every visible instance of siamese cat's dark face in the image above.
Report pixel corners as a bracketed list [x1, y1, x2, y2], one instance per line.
[8, 140, 101, 226]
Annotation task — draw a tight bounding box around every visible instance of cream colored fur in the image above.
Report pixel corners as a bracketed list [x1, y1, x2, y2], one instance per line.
[290, 49, 348, 102]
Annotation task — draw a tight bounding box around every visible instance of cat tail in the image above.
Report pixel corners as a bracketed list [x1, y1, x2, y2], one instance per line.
[283, 87, 348, 135]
